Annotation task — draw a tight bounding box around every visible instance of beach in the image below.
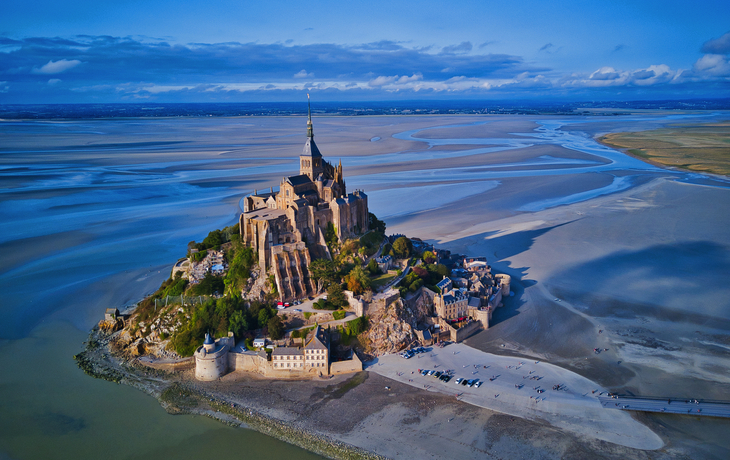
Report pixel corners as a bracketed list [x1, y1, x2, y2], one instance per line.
[2, 112, 730, 459]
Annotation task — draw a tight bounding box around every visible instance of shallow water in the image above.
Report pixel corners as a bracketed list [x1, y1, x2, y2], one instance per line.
[1, 112, 729, 459]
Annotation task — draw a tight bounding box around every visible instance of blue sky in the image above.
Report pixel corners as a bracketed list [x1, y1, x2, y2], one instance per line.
[1, 0, 729, 103]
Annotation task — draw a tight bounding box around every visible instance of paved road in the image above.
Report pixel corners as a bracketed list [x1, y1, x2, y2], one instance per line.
[599, 396, 730, 418]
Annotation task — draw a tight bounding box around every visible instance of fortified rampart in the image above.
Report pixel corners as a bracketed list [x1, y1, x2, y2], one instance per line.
[194, 332, 234, 381]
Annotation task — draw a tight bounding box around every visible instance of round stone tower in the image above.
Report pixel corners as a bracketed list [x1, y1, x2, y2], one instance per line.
[494, 274, 511, 297]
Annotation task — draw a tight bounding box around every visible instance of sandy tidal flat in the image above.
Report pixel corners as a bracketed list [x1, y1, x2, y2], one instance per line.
[368, 344, 663, 449]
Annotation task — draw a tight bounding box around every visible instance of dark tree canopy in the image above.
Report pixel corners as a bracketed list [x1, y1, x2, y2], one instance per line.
[392, 237, 413, 259]
[267, 315, 284, 340]
[368, 212, 386, 234]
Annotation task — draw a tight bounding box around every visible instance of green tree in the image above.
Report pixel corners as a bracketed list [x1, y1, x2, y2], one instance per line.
[392, 237, 412, 259]
[229, 310, 249, 337]
[367, 258, 379, 275]
[327, 283, 348, 308]
[309, 259, 338, 292]
[258, 307, 274, 329]
[345, 265, 371, 295]
[422, 250, 436, 264]
[267, 316, 284, 340]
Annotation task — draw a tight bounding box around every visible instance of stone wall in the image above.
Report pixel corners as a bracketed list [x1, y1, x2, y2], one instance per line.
[330, 353, 362, 375]
[438, 317, 483, 342]
[229, 350, 269, 374]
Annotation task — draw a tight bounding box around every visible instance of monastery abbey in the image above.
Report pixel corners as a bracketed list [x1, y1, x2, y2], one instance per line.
[239, 97, 369, 301]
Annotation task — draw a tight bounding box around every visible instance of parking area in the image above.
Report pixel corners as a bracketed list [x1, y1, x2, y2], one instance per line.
[275, 295, 326, 314]
[366, 342, 663, 450]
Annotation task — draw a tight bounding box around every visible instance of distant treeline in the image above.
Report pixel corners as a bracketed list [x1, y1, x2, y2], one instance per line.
[3, 98, 730, 119]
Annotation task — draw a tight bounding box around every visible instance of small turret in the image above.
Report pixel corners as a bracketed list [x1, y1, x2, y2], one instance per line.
[203, 332, 215, 352]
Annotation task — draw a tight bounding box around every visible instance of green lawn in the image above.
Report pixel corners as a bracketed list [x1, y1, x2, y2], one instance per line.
[370, 272, 396, 289]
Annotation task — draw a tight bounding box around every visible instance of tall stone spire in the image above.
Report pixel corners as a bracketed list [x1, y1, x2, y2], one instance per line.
[306, 93, 314, 138]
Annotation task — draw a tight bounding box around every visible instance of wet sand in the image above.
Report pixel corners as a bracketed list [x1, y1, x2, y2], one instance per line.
[2, 112, 730, 459]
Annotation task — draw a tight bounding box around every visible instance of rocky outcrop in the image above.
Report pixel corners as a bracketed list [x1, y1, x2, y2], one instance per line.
[98, 318, 124, 334]
[360, 297, 415, 356]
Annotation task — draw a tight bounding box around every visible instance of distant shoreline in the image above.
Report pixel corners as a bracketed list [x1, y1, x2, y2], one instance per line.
[2, 101, 730, 120]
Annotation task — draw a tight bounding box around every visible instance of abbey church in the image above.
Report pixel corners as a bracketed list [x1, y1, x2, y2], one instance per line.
[239, 97, 369, 301]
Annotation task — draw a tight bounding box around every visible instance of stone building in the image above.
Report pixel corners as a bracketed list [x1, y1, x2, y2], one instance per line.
[240, 97, 369, 301]
[194, 332, 234, 381]
[432, 257, 511, 341]
[272, 325, 330, 373]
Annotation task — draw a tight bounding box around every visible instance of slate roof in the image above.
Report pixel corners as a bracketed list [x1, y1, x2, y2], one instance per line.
[305, 326, 328, 350]
[302, 137, 322, 158]
[272, 347, 303, 356]
[286, 174, 312, 186]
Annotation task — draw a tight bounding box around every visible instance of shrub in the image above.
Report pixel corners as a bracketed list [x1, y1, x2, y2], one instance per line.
[347, 316, 368, 335]
[333, 310, 346, 320]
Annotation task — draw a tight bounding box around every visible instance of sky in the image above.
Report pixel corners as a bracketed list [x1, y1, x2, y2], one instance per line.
[1, 0, 729, 103]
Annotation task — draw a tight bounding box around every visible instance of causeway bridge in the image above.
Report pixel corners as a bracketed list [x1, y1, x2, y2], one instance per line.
[599, 395, 730, 418]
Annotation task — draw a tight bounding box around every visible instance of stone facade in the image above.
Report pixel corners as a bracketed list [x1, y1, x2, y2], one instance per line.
[239, 100, 368, 301]
[432, 256, 512, 342]
[194, 332, 234, 381]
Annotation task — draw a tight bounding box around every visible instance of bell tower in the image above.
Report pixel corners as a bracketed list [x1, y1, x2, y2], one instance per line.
[300, 94, 323, 180]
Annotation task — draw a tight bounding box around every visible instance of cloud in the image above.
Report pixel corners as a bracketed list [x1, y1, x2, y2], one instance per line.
[1, 34, 728, 103]
[441, 42, 472, 54]
[31, 59, 81, 74]
[694, 54, 730, 77]
[613, 44, 626, 53]
[478, 41, 496, 49]
[701, 31, 730, 55]
[631, 69, 655, 80]
[294, 69, 313, 78]
[589, 67, 620, 80]
[368, 73, 423, 87]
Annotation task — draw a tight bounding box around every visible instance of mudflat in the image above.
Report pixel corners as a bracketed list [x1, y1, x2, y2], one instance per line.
[3, 112, 730, 460]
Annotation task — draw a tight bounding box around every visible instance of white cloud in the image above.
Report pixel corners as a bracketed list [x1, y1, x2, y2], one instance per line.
[590, 67, 621, 81]
[693, 54, 730, 77]
[294, 69, 313, 78]
[31, 59, 81, 74]
[0, 81, 8, 93]
[47, 78, 61, 85]
[368, 73, 422, 87]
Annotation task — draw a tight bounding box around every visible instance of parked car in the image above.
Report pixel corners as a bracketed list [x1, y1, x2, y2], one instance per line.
[455, 378, 464, 385]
